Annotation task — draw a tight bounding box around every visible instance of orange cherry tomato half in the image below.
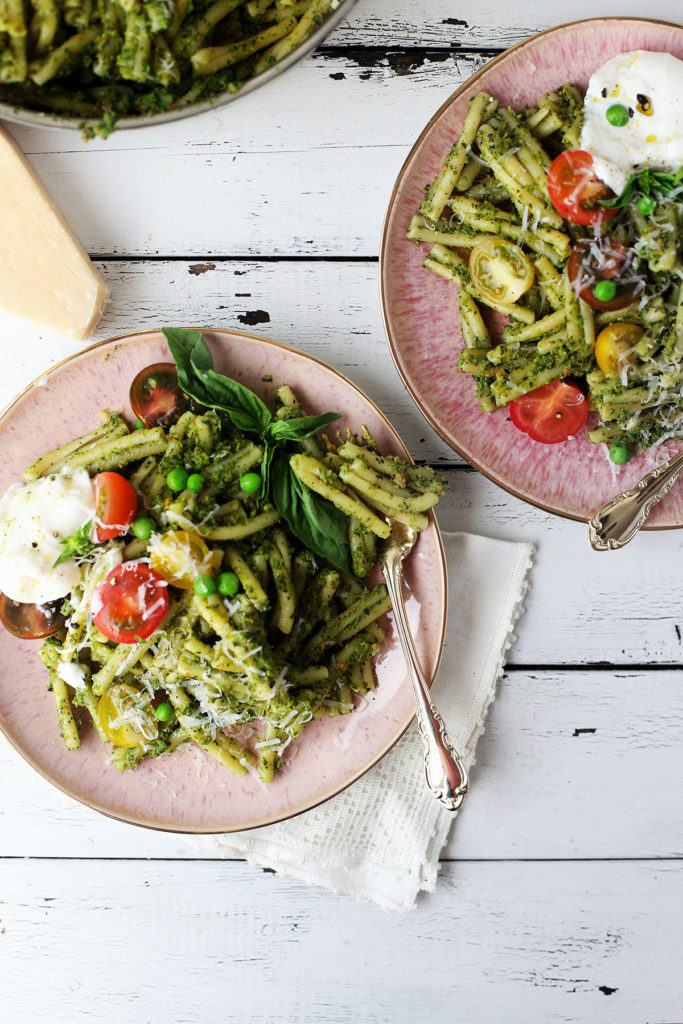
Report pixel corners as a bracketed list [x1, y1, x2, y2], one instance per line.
[91, 561, 169, 644]
[468, 238, 535, 305]
[130, 362, 188, 428]
[510, 380, 588, 444]
[94, 472, 138, 542]
[547, 150, 618, 226]
[149, 530, 212, 590]
[98, 683, 159, 748]
[0, 594, 66, 639]
[567, 239, 643, 312]
[594, 323, 645, 378]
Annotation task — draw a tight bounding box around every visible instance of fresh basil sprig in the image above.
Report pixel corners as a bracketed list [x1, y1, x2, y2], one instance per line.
[164, 327, 272, 434]
[600, 167, 683, 209]
[53, 521, 94, 567]
[267, 413, 341, 442]
[162, 328, 355, 573]
[270, 451, 355, 577]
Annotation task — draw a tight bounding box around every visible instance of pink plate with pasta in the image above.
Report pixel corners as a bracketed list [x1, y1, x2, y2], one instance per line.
[0, 329, 446, 833]
[380, 17, 683, 525]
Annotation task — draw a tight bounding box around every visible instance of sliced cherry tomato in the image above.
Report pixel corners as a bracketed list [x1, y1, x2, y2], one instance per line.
[510, 380, 588, 444]
[0, 594, 65, 639]
[469, 238, 535, 304]
[594, 323, 645, 378]
[91, 561, 168, 644]
[567, 239, 643, 311]
[130, 363, 188, 428]
[547, 150, 618, 226]
[98, 683, 159, 748]
[149, 530, 212, 590]
[94, 472, 138, 542]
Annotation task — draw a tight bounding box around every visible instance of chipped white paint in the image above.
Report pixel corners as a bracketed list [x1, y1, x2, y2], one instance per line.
[7, 52, 490, 259]
[0, 859, 680, 1023]
[0, 1, 681, 1020]
[333, 0, 683, 49]
[1, 667, 681, 859]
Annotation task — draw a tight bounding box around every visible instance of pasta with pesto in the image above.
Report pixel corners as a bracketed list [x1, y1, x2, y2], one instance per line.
[0, 0, 343, 137]
[408, 80, 683, 453]
[0, 338, 445, 783]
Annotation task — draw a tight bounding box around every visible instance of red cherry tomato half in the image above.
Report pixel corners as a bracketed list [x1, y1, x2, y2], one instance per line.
[547, 150, 618, 226]
[510, 380, 588, 444]
[0, 594, 66, 639]
[94, 472, 138, 542]
[91, 561, 169, 644]
[130, 363, 188, 428]
[567, 238, 643, 312]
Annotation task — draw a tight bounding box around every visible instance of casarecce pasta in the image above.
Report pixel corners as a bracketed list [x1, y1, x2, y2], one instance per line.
[5, 358, 445, 783]
[409, 85, 683, 450]
[0, 0, 341, 137]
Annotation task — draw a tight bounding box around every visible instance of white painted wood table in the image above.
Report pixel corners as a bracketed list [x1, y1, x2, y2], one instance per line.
[1, 2, 682, 1021]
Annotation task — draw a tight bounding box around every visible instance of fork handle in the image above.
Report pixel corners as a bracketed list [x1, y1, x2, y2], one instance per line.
[588, 449, 683, 550]
[384, 557, 469, 811]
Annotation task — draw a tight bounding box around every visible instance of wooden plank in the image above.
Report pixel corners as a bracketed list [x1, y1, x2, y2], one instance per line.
[0, 258, 458, 463]
[0, 858, 680, 1023]
[1, 669, 681, 858]
[331, 0, 683, 49]
[442, 479, 683, 667]
[4, 259, 683, 666]
[5, 52, 488, 258]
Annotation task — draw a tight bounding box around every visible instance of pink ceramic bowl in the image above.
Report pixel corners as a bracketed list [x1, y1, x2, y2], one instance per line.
[380, 18, 683, 526]
[0, 329, 446, 832]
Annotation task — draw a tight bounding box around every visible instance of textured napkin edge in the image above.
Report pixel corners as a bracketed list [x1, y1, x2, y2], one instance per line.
[461, 540, 535, 766]
[407, 538, 535, 905]
[191, 536, 535, 911]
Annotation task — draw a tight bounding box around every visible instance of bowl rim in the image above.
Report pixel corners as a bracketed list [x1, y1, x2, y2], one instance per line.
[0, 325, 448, 834]
[378, 16, 683, 530]
[0, 0, 357, 133]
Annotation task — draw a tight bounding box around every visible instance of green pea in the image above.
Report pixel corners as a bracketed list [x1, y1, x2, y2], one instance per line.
[637, 195, 656, 216]
[240, 472, 262, 494]
[134, 419, 146, 430]
[193, 575, 216, 597]
[609, 442, 632, 465]
[131, 516, 155, 541]
[593, 280, 617, 302]
[606, 103, 629, 127]
[186, 473, 204, 492]
[217, 571, 240, 596]
[167, 467, 189, 492]
[155, 702, 174, 722]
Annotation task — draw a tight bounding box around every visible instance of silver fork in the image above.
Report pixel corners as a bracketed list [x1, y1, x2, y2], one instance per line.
[378, 518, 469, 811]
[589, 450, 683, 550]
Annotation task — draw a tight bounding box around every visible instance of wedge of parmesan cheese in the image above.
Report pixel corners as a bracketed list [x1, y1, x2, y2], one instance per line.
[0, 126, 109, 340]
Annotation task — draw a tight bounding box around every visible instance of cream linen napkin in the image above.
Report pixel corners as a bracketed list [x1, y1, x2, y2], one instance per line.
[191, 531, 534, 911]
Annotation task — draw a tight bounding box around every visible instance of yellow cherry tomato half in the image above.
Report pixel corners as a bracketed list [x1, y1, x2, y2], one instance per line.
[98, 684, 159, 749]
[149, 530, 212, 590]
[468, 238, 535, 304]
[594, 322, 645, 378]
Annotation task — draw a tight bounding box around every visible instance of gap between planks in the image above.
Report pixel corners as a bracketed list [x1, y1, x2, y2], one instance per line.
[89, 254, 381, 263]
[0, 855, 679, 862]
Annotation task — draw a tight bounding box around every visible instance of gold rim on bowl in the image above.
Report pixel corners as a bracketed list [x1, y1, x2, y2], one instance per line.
[379, 16, 683, 530]
[0, 0, 358, 133]
[0, 326, 447, 833]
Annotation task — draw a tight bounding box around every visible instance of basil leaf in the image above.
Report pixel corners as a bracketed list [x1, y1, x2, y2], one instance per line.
[600, 167, 683, 208]
[267, 411, 341, 443]
[270, 452, 355, 576]
[599, 174, 640, 209]
[163, 327, 215, 404]
[163, 327, 272, 435]
[53, 521, 94, 567]
[200, 368, 272, 435]
[260, 440, 276, 502]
